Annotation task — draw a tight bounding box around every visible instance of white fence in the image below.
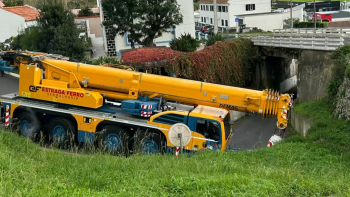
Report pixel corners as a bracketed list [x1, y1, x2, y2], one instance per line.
[239, 28, 350, 51]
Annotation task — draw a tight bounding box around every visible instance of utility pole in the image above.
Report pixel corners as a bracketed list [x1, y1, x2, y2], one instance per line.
[314, 0, 316, 28]
[213, 0, 218, 34]
[290, 0, 293, 29]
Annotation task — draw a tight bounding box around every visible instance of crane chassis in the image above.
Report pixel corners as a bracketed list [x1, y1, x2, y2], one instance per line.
[0, 50, 293, 155]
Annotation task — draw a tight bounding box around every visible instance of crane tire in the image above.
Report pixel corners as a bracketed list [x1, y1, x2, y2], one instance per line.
[16, 112, 40, 140]
[48, 117, 77, 148]
[96, 125, 130, 156]
[135, 131, 166, 155]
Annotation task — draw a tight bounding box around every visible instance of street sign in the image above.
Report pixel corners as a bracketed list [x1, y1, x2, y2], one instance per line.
[235, 18, 239, 22]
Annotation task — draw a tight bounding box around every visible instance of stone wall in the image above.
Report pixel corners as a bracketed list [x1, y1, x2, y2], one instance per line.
[334, 77, 350, 120]
[290, 109, 313, 137]
[328, 21, 350, 28]
[102, 13, 117, 57]
[297, 50, 334, 102]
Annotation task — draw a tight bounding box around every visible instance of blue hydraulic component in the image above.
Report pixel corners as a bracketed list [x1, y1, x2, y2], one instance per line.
[0, 60, 17, 72]
[121, 98, 158, 117]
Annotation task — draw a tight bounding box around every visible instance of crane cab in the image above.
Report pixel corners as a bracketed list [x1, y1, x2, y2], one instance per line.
[148, 105, 233, 152]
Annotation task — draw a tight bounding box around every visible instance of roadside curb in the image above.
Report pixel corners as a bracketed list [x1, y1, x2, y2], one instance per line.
[4, 72, 19, 79]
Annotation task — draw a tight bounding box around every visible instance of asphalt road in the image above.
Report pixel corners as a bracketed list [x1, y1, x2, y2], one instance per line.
[230, 114, 277, 150]
[0, 74, 19, 95]
[0, 75, 278, 151]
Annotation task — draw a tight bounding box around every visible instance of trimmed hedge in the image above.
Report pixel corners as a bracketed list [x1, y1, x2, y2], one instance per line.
[294, 22, 328, 28]
[122, 38, 258, 87]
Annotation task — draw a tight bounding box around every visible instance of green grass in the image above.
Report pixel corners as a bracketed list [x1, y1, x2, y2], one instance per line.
[1, 99, 350, 196]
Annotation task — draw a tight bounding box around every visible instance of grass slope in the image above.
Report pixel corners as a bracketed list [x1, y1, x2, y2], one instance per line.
[1, 100, 350, 196]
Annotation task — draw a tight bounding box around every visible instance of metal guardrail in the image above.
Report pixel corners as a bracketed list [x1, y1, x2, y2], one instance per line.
[239, 28, 350, 51]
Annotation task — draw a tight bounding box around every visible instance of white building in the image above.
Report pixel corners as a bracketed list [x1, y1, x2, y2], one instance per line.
[0, 5, 39, 42]
[74, 15, 105, 59]
[198, 0, 271, 31]
[236, 4, 305, 31]
[98, 0, 195, 57]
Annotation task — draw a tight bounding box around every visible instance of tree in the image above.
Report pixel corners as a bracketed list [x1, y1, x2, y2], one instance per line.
[78, 6, 95, 17]
[194, 3, 199, 11]
[283, 18, 300, 26]
[102, 0, 183, 47]
[36, 0, 86, 61]
[10, 36, 21, 50]
[4, 0, 24, 7]
[18, 27, 41, 51]
[170, 33, 200, 52]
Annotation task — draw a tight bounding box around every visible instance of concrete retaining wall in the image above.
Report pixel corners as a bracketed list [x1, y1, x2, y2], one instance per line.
[297, 50, 334, 102]
[290, 109, 313, 136]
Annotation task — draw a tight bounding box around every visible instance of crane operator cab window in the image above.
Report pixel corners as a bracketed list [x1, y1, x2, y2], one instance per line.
[196, 119, 221, 142]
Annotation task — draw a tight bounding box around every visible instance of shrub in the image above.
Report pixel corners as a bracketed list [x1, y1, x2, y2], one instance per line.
[170, 33, 201, 52]
[122, 38, 258, 87]
[78, 6, 95, 17]
[294, 21, 327, 28]
[205, 33, 228, 47]
[4, 0, 23, 7]
[327, 45, 350, 106]
[83, 56, 121, 65]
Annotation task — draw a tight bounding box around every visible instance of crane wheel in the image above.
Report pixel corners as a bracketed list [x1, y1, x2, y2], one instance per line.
[15, 112, 40, 140]
[47, 117, 77, 148]
[96, 125, 130, 155]
[134, 131, 166, 155]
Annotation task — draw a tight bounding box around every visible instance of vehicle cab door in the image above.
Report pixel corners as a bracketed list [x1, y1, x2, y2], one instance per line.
[187, 116, 223, 151]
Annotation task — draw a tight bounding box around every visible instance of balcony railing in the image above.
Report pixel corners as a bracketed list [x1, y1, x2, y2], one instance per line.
[236, 28, 350, 51]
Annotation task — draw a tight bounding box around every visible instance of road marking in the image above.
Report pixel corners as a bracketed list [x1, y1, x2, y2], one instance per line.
[4, 72, 19, 79]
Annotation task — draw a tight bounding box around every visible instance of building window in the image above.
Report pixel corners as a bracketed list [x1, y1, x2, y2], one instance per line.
[204, 17, 207, 23]
[210, 5, 214, 11]
[218, 6, 222, 12]
[225, 6, 228, 12]
[210, 18, 213, 24]
[225, 20, 228, 26]
[201, 17, 204, 22]
[221, 19, 224, 26]
[246, 4, 255, 11]
[222, 6, 226, 12]
[201, 5, 203, 10]
[206, 5, 209, 11]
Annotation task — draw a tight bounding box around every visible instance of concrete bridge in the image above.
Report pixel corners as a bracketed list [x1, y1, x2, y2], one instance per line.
[229, 28, 348, 102]
[236, 28, 350, 51]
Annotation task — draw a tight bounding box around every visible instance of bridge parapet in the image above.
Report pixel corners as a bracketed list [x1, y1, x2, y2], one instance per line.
[238, 28, 350, 51]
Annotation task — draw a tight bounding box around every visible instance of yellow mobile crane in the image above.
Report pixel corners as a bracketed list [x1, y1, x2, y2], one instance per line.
[0, 50, 293, 154]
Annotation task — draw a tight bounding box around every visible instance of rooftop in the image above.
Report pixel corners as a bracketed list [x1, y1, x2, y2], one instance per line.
[332, 11, 350, 19]
[1, 5, 39, 21]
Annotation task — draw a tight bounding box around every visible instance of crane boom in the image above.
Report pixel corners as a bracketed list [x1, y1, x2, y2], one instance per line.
[1, 51, 292, 130]
[41, 58, 292, 129]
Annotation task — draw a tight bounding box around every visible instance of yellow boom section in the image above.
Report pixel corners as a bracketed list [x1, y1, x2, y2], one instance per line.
[1, 51, 292, 129]
[40, 58, 291, 129]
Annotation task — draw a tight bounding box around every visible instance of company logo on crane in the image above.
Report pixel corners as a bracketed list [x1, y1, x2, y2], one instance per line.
[29, 85, 84, 99]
